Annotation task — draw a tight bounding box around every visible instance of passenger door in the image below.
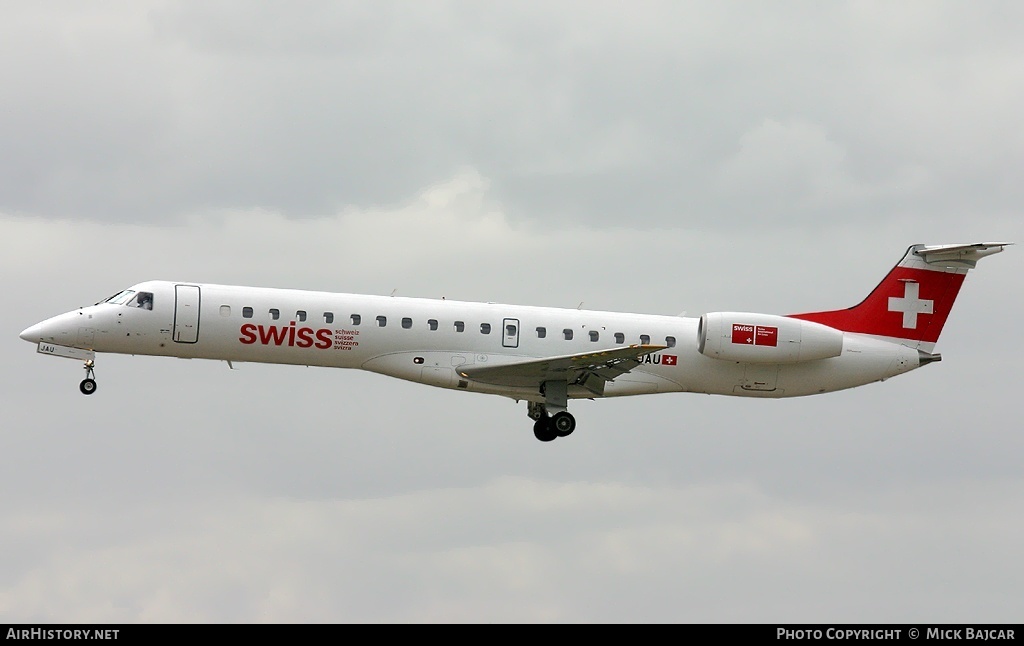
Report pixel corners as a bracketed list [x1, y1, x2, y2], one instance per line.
[173, 285, 201, 343]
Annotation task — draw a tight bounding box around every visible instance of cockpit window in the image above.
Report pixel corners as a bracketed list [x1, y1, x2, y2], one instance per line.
[102, 290, 136, 305]
[100, 289, 154, 309]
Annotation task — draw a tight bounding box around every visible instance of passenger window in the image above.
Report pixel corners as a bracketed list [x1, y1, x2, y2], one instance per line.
[219, 305, 231, 317]
[640, 334, 650, 344]
[243, 307, 254, 319]
[296, 310, 307, 322]
[402, 317, 412, 329]
[563, 329, 573, 340]
[614, 332, 625, 344]
[324, 312, 334, 324]
[376, 316, 387, 327]
[536, 327, 546, 339]
[589, 330, 599, 342]
[666, 336, 676, 348]
[454, 321, 465, 333]
[480, 323, 491, 334]
[428, 319, 438, 331]
[134, 292, 154, 310]
[270, 308, 280, 320]
[351, 314, 361, 326]
[506, 324, 517, 337]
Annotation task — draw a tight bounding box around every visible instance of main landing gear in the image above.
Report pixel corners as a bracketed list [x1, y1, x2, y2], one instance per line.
[80, 360, 97, 395]
[527, 401, 576, 442]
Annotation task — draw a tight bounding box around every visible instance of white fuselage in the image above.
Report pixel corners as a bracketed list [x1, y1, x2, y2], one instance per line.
[22, 280, 923, 403]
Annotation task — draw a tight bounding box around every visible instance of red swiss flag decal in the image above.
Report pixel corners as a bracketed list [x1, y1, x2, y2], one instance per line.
[662, 355, 677, 366]
[732, 324, 755, 344]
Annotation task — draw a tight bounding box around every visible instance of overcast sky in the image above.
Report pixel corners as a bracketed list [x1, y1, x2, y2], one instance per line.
[1, 1, 1022, 623]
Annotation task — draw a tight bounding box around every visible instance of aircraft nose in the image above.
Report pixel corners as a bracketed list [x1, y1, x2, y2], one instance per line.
[20, 323, 42, 343]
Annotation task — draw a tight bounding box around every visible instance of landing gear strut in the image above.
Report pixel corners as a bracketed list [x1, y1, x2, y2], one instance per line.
[80, 360, 97, 395]
[527, 402, 576, 442]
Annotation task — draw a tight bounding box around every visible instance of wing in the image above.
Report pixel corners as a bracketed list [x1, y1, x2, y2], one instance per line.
[456, 344, 667, 396]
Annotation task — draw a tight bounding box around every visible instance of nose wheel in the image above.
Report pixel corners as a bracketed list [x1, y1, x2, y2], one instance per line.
[80, 360, 97, 395]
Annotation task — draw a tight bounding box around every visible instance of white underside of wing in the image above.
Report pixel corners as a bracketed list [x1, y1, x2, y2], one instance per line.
[456, 344, 667, 393]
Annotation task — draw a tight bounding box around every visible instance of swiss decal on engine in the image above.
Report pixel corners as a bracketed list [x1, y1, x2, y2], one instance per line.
[699, 313, 843, 363]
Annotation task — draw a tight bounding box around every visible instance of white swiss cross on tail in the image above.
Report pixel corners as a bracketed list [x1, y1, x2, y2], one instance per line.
[888, 280, 934, 329]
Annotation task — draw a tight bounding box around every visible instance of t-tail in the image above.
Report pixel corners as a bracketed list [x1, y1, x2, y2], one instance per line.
[789, 243, 1012, 355]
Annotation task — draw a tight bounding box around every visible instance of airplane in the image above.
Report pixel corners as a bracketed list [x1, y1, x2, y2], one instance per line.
[19, 242, 1011, 442]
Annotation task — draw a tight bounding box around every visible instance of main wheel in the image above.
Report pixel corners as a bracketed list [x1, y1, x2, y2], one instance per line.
[533, 417, 557, 442]
[551, 411, 576, 437]
[79, 378, 97, 395]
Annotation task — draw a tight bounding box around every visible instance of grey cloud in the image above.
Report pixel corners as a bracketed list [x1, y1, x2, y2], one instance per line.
[3, 477, 1022, 622]
[1, 3, 1021, 228]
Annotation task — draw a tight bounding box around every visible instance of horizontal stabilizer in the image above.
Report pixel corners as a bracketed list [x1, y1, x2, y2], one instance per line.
[915, 242, 1012, 268]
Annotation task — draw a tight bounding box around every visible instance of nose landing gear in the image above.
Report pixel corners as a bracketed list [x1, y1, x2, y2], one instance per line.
[80, 360, 97, 395]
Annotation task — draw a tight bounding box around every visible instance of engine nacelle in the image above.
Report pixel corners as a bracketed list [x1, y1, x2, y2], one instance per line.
[698, 312, 844, 363]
